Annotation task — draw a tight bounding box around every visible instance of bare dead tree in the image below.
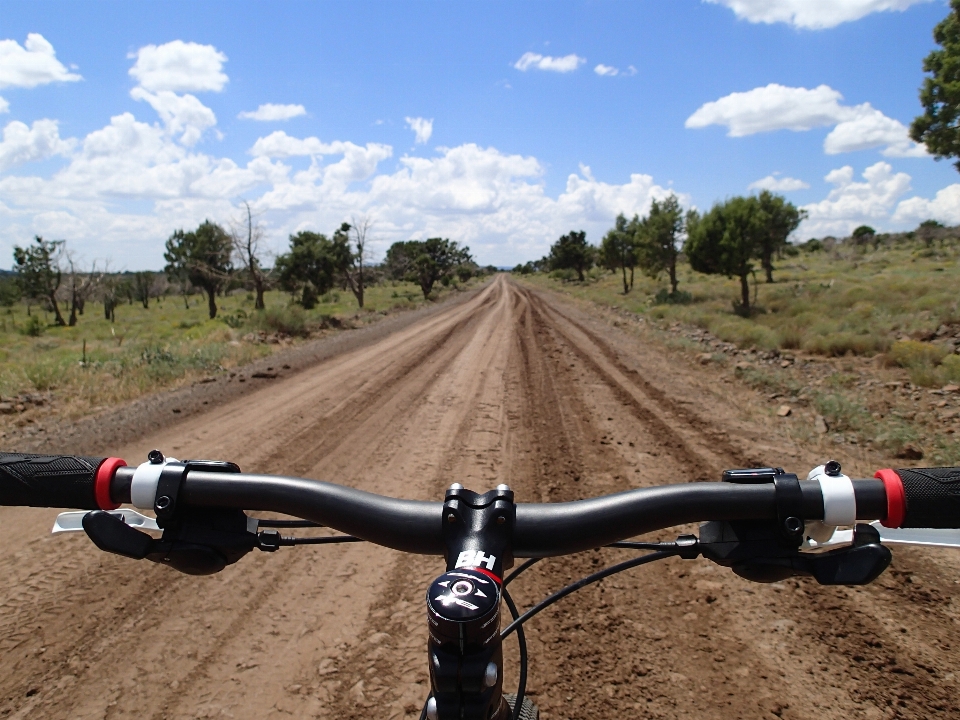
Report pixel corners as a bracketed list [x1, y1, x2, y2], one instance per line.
[231, 200, 270, 310]
[63, 252, 105, 326]
[346, 214, 373, 308]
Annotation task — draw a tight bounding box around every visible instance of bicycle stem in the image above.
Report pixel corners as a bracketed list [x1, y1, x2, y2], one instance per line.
[426, 483, 516, 720]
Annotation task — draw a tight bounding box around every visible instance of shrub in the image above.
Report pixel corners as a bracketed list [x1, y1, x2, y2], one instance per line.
[803, 332, 890, 357]
[653, 289, 693, 305]
[888, 340, 950, 368]
[943, 354, 960, 383]
[25, 361, 60, 391]
[813, 393, 870, 433]
[20, 315, 44, 337]
[777, 325, 804, 350]
[887, 340, 953, 387]
[221, 310, 247, 329]
[255, 306, 308, 336]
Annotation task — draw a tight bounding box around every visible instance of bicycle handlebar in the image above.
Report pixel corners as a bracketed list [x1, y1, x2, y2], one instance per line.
[1, 452, 957, 556]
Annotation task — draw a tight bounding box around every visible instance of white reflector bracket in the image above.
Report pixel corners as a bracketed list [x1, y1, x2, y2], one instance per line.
[52, 509, 160, 534]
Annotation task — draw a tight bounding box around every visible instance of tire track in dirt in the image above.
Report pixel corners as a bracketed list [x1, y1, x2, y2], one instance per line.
[516, 281, 960, 720]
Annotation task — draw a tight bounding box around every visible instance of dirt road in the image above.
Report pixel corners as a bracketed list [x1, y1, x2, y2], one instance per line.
[1, 275, 958, 720]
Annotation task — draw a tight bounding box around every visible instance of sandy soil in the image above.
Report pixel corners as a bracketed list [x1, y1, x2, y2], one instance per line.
[0, 275, 957, 720]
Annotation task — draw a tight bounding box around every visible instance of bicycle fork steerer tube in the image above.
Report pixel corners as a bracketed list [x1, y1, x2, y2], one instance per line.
[427, 483, 516, 720]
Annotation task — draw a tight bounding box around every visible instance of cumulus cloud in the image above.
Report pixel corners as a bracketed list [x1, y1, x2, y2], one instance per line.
[0, 33, 82, 89]
[405, 117, 433, 144]
[513, 52, 585, 73]
[687, 83, 925, 157]
[0, 97, 8, 114]
[0, 119, 74, 172]
[894, 185, 960, 226]
[0, 112, 683, 268]
[594, 64, 618, 77]
[748, 174, 810, 192]
[703, 0, 934, 30]
[823, 106, 926, 157]
[238, 103, 307, 121]
[128, 41, 228, 93]
[800, 162, 912, 237]
[130, 88, 217, 146]
[687, 84, 850, 136]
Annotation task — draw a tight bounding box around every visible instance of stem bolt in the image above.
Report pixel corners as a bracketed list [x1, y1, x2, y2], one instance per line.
[484, 662, 498, 688]
[446, 513, 456, 524]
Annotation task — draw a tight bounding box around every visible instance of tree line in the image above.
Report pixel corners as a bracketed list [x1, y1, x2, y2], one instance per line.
[7, 206, 484, 327]
[528, 190, 804, 314]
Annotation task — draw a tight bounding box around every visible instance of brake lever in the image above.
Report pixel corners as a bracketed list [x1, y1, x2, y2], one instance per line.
[80, 508, 261, 576]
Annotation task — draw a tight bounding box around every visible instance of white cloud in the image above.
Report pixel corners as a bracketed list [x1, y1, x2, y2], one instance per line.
[894, 185, 960, 226]
[703, 0, 934, 30]
[128, 41, 228, 93]
[130, 88, 217, 146]
[823, 106, 926, 157]
[0, 33, 82, 89]
[748, 174, 810, 192]
[687, 83, 925, 157]
[513, 52, 585, 73]
[0, 97, 8, 114]
[687, 84, 849, 136]
[800, 162, 912, 237]
[0, 119, 74, 172]
[249, 131, 390, 164]
[405, 116, 433, 144]
[0, 112, 683, 268]
[594, 64, 618, 77]
[238, 103, 307, 121]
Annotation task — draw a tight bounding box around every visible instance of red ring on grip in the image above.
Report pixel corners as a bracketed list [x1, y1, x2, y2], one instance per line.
[95, 458, 126, 510]
[875, 468, 905, 528]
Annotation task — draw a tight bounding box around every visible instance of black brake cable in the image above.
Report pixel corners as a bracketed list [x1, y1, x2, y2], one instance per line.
[275, 535, 363, 545]
[501, 585, 528, 720]
[504, 557, 540, 586]
[256, 519, 324, 528]
[500, 550, 678, 640]
[607, 541, 676, 551]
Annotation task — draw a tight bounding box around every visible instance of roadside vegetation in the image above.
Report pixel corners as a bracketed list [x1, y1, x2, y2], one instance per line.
[0, 206, 492, 430]
[518, 217, 960, 464]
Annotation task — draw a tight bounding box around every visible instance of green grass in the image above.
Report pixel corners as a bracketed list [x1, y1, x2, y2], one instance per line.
[0, 280, 469, 421]
[523, 241, 959, 366]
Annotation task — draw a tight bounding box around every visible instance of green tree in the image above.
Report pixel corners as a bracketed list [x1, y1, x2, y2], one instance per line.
[600, 214, 637, 294]
[548, 230, 593, 282]
[274, 231, 339, 309]
[911, 0, 960, 169]
[164, 221, 233, 319]
[685, 196, 765, 315]
[756, 191, 805, 282]
[636, 194, 685, 294]
[13, 236, 66, 326]
[0, 277, 21, 307]
[916, 219, 943, 247]
[384, 238, 471, 299]
[851, 224, 877, 249]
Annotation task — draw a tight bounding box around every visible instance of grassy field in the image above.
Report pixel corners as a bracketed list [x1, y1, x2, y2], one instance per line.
[0, 281, 471, 425]
[521, 239, 960, 464]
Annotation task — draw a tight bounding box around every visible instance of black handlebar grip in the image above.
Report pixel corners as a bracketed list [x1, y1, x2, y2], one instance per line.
[896, 467, 960, 528]
[0, 452, 106, 509]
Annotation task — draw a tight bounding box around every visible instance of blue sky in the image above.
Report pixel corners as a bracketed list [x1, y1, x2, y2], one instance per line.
[1, 0, 958, 268]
